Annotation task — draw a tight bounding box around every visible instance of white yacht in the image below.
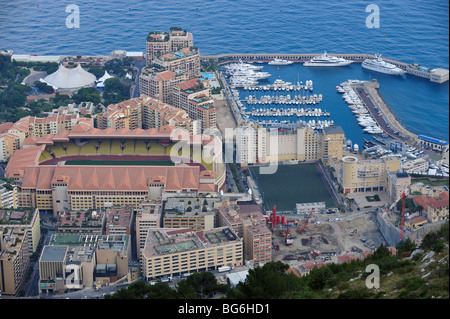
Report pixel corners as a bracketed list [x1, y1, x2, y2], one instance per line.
[303, 51, 353, 67]
[362, 54, 406, 75]
[268, 58, 294, 66]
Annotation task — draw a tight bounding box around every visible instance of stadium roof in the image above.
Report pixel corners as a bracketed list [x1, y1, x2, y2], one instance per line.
[43, 64, 96, 90]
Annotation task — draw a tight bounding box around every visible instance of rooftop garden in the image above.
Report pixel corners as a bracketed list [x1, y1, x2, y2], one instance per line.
[147, 31, 170, 42]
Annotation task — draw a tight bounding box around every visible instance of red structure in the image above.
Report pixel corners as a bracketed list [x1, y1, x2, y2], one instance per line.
[297, 212, 313, 234]
[400, 193, 406, 241]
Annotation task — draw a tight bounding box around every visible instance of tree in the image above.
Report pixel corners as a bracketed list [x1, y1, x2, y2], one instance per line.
[396, 238, 417, 256]
[183, 271, 227, 299]
[232, 262, 305, 299]
[34, 80, 54, 94]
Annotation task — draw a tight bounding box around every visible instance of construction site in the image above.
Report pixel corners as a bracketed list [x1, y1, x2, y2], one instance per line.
[267, 206, 391, 267]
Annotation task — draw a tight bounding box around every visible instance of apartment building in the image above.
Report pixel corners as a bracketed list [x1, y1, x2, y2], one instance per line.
[139, 69, 189, 105]
[152, 48, 201, 80]
[145, 29, 193, 65]
[98, 95, 193, 133]
[216, 204, 272, 265]
[135, 200, 163, 255]
[387, 172, 411, 202]
[105, 206, 133, 235]
[0, 122, 28, 155]
[0, 208, 40, 254]
[0, 132, 20, 162]
[0, 227, 30, 296]
[339, 155, 401, 194]
[0, 180, 17, 209]
[97, 98, 143, 130]
[15, 114, 93, 138]
[56, 210, 106, 235]
[162, 197, 218, 231]
[321, 126, 346, 166]
[140, 227, 243, 281]
[172, 78, 217, 131]
[413, 192, 449, 223]
[236, 124, 323, 167]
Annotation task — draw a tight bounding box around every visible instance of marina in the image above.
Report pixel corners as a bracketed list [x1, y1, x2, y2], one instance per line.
[220, 58, 448, 148]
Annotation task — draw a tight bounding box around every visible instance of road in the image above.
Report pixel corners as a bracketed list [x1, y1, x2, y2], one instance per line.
[131, 60, 146, 98]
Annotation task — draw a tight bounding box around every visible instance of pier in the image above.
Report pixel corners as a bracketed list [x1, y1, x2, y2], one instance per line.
[352, 79, 418, 145]
[202, 53, 449, 83]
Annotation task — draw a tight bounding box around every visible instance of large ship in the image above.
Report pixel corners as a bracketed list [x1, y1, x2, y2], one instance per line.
[303, 51, 353, 67]
[268, 58, 294, 66]
[362, 54, 406, 75]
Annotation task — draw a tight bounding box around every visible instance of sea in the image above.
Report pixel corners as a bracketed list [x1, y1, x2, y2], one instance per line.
[0, 0, 448, 145]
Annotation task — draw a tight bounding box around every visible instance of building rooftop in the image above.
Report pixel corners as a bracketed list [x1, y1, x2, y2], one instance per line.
[323, 126, 344, 135]
[49, 233, 129, 247]
[0, 208, 37, 226]
[106, 206, 133, 229]
[418, 135, 448, 145]
[164, 197, 218, 218]
[40, 245, 68, 262]
[142, 227, 240, 258]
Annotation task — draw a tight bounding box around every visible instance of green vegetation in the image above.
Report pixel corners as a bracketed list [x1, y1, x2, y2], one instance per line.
[102, 77, 130, 106]
[33, 80, 54, 94]
[107, 223, 448, 299]
[411, 177, 449, 187]
[13, 61, 59, 74]
[0, 54, 134, 123]
[366, 194, 380, 202]
[106, 272, 227, 299]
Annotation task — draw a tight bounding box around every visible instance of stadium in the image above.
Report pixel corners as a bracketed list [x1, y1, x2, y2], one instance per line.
[5, 124, 225, 215]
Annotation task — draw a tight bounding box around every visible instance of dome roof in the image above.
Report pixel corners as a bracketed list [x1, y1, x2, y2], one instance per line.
[43, 64, 96, 90]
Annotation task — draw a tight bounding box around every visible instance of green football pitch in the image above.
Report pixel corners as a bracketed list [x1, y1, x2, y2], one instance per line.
[249, 163, 336, 211]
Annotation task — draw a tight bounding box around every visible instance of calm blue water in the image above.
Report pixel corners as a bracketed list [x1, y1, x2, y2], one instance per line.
[0, 0, 448, 141]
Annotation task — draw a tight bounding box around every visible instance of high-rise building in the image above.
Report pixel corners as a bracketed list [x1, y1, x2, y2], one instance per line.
[236, 124, 323, 167]
[152, 48, 200, 79]
[0, 208, 41, 254]
[135, 200, 163, 256]
[216, 204, 272, 265]
[145, 29, 194, 65]
[172, 78, 217, 132]
[139, 69, 189, 105]
[0, 227, 30, 296]
[321, 126, 346, 166]
[97, 95, 194, 133]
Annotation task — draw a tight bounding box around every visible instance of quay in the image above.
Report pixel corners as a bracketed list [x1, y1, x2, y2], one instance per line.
[352, 79, 418, 145]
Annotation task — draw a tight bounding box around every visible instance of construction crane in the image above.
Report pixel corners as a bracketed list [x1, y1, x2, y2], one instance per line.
[383, 184, 411, 217]
[382, 184, 410, 241]
[297, 211, 313, 234]
[400, 192, 406, 241]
